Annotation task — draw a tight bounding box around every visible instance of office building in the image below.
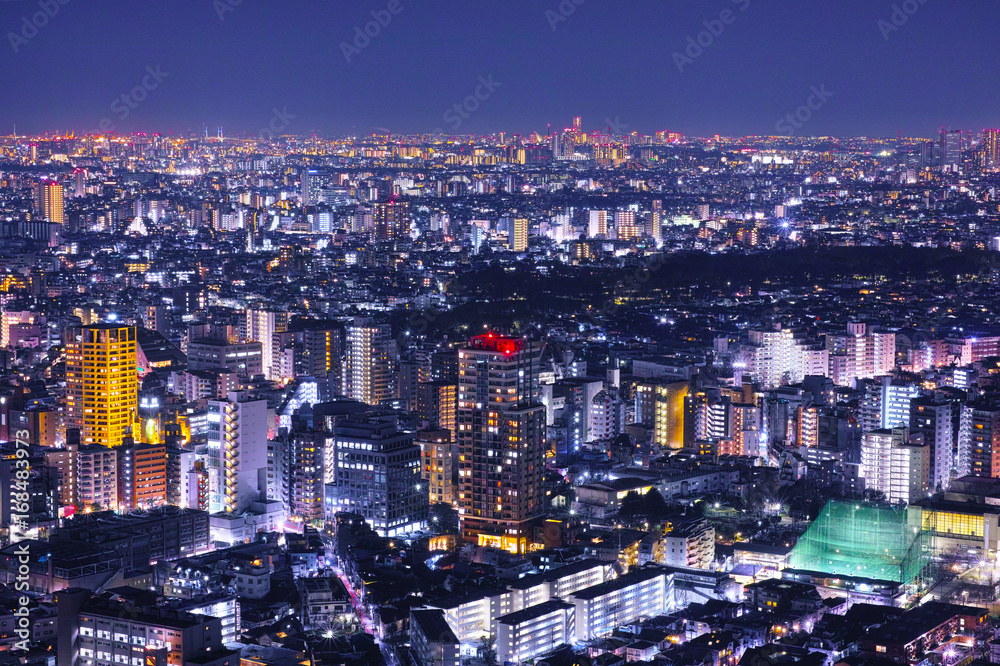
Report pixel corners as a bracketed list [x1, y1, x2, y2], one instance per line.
[187, 338, 263, 378]
[326, 416, 426, 537]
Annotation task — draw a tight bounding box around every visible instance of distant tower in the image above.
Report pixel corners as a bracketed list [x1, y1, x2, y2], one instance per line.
[940, 129, 962, 171]
[983, 129, 1000, 169]
[374, 200, 409, 240]
[34, 180, 65, 224]
[510, 218, 529, 252]
[73, 169, 86, 198]
[573, 116, 582, 131]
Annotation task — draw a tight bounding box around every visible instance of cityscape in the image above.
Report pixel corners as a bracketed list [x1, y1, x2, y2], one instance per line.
[3, 2, 1000, 666]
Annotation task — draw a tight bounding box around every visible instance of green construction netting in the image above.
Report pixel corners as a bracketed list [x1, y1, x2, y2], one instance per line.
[787, 500, 929, 584]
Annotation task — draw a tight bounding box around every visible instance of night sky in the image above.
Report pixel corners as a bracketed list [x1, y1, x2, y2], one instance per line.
[1, 0, 997, 138]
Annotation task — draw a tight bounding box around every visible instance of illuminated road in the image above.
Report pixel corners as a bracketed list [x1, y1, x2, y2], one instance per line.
[333, 564, 375, 635]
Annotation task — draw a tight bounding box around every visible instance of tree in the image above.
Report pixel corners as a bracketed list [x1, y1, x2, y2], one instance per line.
[478, 633, 498, 665]
[643, 488, 670, 523]
[617, 491, 645, 525]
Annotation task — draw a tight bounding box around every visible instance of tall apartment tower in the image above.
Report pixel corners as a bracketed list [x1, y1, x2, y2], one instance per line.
[207, 392, 268, 513]
[909, 397, 957, 491]
[374, 200, 409, 240]
[457, 334, 545, 553]
[510, 218, 529, 252]
[860, 427, 930, 504]
[34, 180, 65, 224]
[65, 325, 138, 448]
[344, 317, 394, 405]
[245, 309, 288, 380]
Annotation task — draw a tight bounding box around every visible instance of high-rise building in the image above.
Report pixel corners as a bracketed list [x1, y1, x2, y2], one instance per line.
[76, 444, 119, 510]
[860, 427, 930, 504]
[983, 129, 1000, 169]
[245, 309, 288, 380]
[286, 431, 327, 523]
[510, 218, 528, 252]
[207, 392, 268, 513]
[647, 201, 663, 246]
[615, 210, 641, 241]
[118, 442, 168, 510]
[417, 428, 454, 506]
[940, 129, 963, 171]
[34, 179, 64, 224]
[910, 397, 957, 490]
[587, 210, 607, 238]
[344, 317, 394, 405]
[826, 323, 895, 387]
[374, 199, 409, 240]
[65, 325, 138, 448]
[301, 325, 342, 380]
[417, 380, 457, 435]
[746, 329, 828, 390]
[860, 376, 920, 433]
[457, 334, 545, 553]
[634, 380, 688, 451]
[326, 415, 426, 537]
[962, 405, 1000, 479]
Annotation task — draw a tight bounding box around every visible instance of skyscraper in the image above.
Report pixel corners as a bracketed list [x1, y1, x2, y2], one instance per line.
[65, 325, 138, 448]
[457, 334, 545, 553]
[983, 129, 1000, 169]
[34, 179, 64, 224]
[940, 129, 962, 171]
[344, 317, 394, 405]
